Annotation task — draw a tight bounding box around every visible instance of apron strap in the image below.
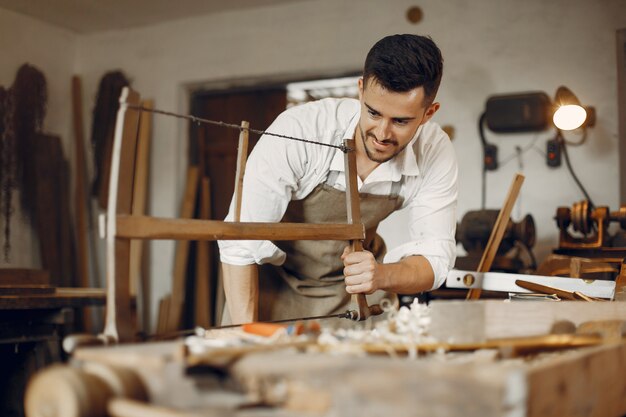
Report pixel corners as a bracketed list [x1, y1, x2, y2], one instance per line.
[326, 170, 402, 199]
[389, 180, 402, 198]
[325, 170, 340, 186]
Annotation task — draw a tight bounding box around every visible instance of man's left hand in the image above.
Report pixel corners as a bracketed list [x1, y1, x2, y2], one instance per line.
[341, 246, 385, 294]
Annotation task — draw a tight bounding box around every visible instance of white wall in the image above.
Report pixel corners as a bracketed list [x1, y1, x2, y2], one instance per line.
[0, 8, 77, 268]
[73, 0, 626, 326]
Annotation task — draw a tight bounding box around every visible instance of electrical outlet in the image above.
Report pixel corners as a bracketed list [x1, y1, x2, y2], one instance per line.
[546, 139, 561, 167]
[484, 144, 498, 171]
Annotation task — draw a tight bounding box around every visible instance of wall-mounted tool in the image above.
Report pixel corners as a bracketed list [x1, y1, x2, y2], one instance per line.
[456, 209, 536, 273]
[555, 201, 626, 249]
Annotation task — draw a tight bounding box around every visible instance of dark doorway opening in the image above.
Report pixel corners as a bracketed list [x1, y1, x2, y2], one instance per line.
[186, 74, 359, 326]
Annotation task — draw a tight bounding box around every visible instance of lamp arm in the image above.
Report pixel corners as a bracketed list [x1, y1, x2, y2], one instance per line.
[557, 131, 595, 209]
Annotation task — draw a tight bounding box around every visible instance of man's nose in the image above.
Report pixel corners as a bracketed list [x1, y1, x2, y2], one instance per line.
[374, 120, 391, 140]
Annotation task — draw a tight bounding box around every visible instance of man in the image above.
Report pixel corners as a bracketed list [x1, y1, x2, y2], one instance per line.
[218, 34, 458, 324]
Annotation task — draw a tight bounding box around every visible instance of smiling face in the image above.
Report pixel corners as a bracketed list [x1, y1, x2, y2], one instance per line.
[357, 77, 439, 164]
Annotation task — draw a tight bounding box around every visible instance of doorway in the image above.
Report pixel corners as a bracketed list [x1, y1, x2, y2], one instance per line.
[187, 75, 359, 326]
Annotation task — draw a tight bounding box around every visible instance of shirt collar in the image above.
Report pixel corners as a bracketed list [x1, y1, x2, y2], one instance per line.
[329, 121, 422, 181]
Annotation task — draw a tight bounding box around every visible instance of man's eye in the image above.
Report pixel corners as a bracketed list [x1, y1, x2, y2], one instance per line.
[368, 109, 378, 117]
[394, 120, 409, 126]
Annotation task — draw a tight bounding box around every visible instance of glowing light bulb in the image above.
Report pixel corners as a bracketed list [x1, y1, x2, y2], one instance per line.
[553, 105, 587, 130]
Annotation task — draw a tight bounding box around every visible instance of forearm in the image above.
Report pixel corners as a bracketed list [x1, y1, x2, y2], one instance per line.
[221, 263, 259, 324]
[376, 255, 434, 294]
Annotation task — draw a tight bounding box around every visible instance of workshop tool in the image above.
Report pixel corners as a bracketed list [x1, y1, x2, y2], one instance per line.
[95, 88, 373, 343]
[466, 174, 525, 299]
[514, 279, 606, 301]
[446, 269, 615, 299]
[556, 200, 626, 249]
[456, 210, 536, 272]
[343, 138, 384, 321]
[146, 310, 362, 342]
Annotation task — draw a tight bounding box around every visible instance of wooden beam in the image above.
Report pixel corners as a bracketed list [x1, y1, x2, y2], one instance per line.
[116, 215, 365, 241]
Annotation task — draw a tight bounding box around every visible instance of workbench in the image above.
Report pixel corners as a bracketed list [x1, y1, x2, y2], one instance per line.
[23, 300, 626, 417]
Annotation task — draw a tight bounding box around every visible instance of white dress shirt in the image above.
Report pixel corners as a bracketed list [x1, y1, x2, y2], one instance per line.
[218, 98, 458, 290]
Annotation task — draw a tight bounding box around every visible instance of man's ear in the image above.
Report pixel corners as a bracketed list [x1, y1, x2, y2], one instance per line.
[421, 102, 440, 124]
[358, 78, 364, 100]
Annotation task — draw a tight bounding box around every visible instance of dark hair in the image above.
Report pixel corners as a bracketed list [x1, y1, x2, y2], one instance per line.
[363, 34, 443, 104]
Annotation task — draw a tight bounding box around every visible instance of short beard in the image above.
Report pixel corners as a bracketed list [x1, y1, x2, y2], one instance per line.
[358, 124, 407, 164]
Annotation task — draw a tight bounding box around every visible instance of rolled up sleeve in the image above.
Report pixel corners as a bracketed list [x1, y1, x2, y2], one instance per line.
[217, 113, 309, 266]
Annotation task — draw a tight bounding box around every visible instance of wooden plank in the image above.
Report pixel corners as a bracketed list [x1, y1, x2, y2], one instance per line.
[0, 289, 106, 309]
[194, 177, 211, 328]
[129, 99, 153, 333]
[466, 174, 524, 299]
[526, 342, 626, 417]
[618, 29, 626, 204]
[103, 87, 141, 342]
[429, 299, 626, 343]
[116, 215, 365, 241]
[0, 286, 55, 295]
[129, 100, 152, 295]
[72, 75, 93, 333]
[166, 166, 200, 332]
[71, 77, 90, 289]
[233, 121, 249, 222]
[230, 351, 518, 416]
[33, 135, 64, 286]
[0, 269, 50, 286]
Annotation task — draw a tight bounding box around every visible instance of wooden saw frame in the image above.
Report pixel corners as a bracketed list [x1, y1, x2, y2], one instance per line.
[103, 87, 373, 342]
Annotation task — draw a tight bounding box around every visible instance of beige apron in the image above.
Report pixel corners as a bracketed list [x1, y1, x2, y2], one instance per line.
[254, 171, 404, 321]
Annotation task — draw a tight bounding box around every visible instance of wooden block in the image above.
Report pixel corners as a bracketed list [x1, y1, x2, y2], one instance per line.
[430, 299, 626, 343]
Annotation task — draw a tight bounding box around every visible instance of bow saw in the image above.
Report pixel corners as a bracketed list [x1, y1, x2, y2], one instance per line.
[99, 88, 384, 346]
